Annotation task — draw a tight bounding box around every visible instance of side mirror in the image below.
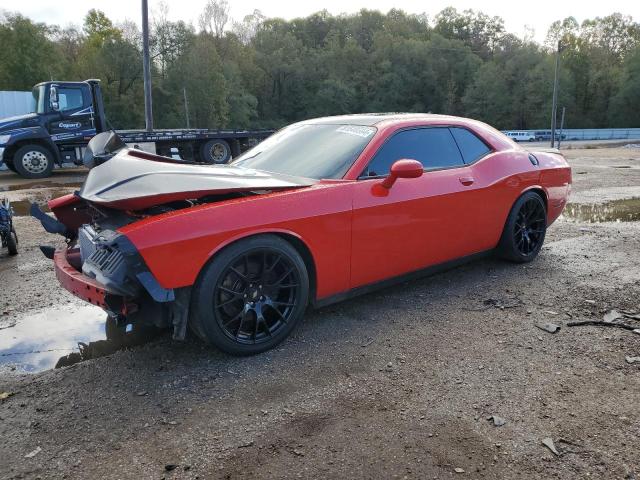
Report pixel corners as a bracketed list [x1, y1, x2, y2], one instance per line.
[50, 86, 59, 111]
[380, 159, 423, 189]
[83, 131, 126, 168]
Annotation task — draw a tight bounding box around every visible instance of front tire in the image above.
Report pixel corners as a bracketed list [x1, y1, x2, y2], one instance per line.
[6, 228, 17, 255]
[13, 145, 54, 179]
[3, 160, 17, 173]
[497, 192, 547, 263]
[190, 235, 309, 355]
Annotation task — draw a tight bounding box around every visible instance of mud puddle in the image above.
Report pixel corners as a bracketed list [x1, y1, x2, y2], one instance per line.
[0, 304, 163, 372]
[0, 178, 83, 192]
[6, 188, 76, 216]
[563, 198, 640, 223]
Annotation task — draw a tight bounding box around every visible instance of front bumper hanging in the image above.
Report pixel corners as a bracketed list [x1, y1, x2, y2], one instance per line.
[53, 247, 116, 309]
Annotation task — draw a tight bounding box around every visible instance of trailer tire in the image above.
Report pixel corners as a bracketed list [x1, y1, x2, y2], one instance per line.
[13, 145, 54, 179]
[200, 139, 231, 164]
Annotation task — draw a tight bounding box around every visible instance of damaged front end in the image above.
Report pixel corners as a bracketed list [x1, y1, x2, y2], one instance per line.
[32, 197, 191, 339]
[32, 132, 314, 340]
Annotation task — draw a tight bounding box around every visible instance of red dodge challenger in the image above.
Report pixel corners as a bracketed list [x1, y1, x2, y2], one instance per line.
[33, 114, 571, 355]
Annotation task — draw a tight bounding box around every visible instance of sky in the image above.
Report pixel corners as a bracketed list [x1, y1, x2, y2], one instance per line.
[2, 0, 639, 43]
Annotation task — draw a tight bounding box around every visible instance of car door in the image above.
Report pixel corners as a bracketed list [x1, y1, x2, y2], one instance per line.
[47, 84, 96, 143]
[350, 126, 492, 288]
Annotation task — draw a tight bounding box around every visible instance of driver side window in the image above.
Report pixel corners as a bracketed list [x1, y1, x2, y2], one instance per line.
[363, 127, 464, 177]
[57, 88, 85, 112]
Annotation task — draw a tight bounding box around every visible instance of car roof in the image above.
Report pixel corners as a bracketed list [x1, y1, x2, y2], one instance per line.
[299, 113, 518, 153]
[301, 113, 465, 127]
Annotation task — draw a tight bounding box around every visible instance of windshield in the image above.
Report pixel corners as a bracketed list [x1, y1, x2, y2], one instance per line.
[32, 85, 46, 114]
[232, 123, 377, 179]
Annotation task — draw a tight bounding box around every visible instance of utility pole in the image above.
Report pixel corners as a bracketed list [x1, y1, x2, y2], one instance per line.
[550, 40, 561, 148]
[183, 87, 190, 129]
[557, 106, 566, 149]
[141, 0, 153, 131]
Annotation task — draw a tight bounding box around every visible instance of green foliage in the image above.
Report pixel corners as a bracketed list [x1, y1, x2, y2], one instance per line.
[1, 7, 639, 129]
[0, 14, 63, 89]
[610, 49, 640, 126]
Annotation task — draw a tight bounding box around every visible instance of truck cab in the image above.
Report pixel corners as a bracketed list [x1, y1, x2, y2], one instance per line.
[0, 78, 272, 179]
[0, 80, 105, 178]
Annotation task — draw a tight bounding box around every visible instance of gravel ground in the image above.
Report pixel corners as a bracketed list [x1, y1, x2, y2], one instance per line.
[0, 146, 639, 479]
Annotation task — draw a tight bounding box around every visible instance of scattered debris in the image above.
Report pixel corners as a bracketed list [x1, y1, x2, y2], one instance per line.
[0, 391, 14, 401]
[604, 310, 624, 323]
[568, 320, 639, 332]
[542, 438, 560, 456]
[625, 356, 640, 365]
[536, 323, 560, 334]
[454, 467, 465, 473]
[489, 415, 507, 427]
[469, 297, 524, 311]
[24, 447, 42, 458]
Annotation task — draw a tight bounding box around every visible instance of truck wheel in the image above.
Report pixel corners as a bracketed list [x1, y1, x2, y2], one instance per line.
[13, 145, 54, 179]
[6, 228, 17, 255]
[3, 160, 17, 173]
[200, 140, 231, 164]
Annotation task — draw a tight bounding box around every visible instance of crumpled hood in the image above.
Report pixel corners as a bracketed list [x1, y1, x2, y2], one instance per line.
[79, 148, 316, 210]
[0, 113, 39, 133]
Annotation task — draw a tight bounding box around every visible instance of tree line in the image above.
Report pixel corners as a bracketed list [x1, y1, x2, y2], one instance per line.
[0, 3, 639, 130]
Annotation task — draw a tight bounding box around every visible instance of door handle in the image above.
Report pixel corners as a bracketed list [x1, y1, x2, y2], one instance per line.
[459, 176, 475, 186]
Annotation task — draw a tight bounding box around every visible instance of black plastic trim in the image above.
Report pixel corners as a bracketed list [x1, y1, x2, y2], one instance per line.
[313, 250, 492, 309]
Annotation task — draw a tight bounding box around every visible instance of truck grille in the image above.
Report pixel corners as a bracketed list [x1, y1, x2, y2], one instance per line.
[85, 248, 125, 275]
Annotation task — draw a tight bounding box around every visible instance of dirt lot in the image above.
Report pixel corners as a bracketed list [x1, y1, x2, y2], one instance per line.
[1, 146, 639, 479]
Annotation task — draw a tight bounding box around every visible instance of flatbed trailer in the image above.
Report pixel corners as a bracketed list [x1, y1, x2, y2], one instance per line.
[0, 79, 274, 179]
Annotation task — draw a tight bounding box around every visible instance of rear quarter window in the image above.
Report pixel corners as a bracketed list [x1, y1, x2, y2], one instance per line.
[449, 127, 491, 164]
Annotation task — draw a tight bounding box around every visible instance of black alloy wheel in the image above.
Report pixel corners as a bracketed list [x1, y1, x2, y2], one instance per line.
[497, 191, 547, 262]
[215, 248, 299, 343]
[191, 235, 309, 355]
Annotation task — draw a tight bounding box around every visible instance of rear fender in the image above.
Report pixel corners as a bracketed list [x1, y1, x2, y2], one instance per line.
[527, 150, 571, 225]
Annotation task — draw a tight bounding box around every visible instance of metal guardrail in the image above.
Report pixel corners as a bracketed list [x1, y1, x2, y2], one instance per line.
[502, 128, 640, 141]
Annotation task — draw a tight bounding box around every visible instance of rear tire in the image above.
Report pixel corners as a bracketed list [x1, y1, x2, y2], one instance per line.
[200, 139, 231, 164]
[497, 191, 547, 263]
[190, 235, 309, 355]
[13, 145, 54, 179]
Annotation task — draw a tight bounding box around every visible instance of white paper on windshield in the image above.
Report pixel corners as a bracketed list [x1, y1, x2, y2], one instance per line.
[336, 125, 375, 138]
